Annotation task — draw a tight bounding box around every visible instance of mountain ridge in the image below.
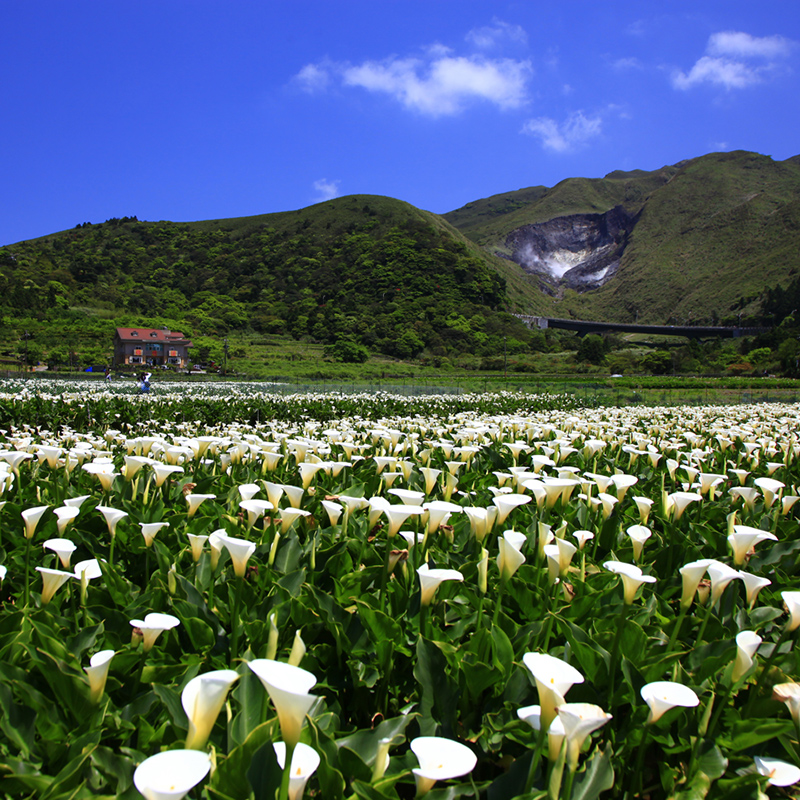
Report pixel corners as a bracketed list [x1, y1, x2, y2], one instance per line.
[444, 150, 800, 325]
[2, 149, 799, 369]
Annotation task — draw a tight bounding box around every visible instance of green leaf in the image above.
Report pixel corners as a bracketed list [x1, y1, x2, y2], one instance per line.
[0, 759, 54, 794]
[99, 560, 140, 608]
[246, 740, 282, 800]
[274, 533, 303, 574]
[307, 716, 347, 799]
[0, 682, 38, 757]
[570, 745, 614, 800]
[490, 625, 515, 673]
[414, 637, 459, 736]
[277, 568, 307, 598]
[696, 741, 728, 781]
[669, 770, 711, 800]
[351, 779, 401, 800]
[66, 624, 105, 658]
[211, 720, 278, 800]
[336, 712, 418, 769]
[40, 743, 98, 800]
[90, 746, 136, 795]
[181, 616, 215, 651]
[720, 718, 794, 749]
[34, 648, 92, 721]
[153, 683, 188, 729]
[230, 662, 265, 748]
[558, 619, 610, 684]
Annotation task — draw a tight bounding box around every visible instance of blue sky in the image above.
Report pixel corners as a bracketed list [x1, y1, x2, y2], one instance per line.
[2, 0, 798, 245]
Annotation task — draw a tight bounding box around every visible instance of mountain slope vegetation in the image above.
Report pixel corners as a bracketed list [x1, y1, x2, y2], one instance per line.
[0, 196, 548, 366]
[445, 150, 800, 326]
[2, 150, 800, 373]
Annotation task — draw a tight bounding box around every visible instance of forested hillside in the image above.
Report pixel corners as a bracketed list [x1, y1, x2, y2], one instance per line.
[0, 196, 544, 367]
[4, 150, 800, 373]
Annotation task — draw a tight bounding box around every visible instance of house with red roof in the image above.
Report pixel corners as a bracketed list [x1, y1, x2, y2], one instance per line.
[113, 327, 192, 369]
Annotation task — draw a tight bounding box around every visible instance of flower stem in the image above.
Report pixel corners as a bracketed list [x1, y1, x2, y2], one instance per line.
[666, 605, 689, 652]
[747, 624, 792, 716]
[525, 723, 547, 795]
[608, 605, 629, 702]
[693, 597, 714, 647]
[493, 581, 506, 627]
[379, 535, 392, 613]
[23, 535, 32, 608]
[631, 726, 650, 798]
[561, 763, 575, 800]
[230, 577, 244, 662]
[278, 740, 296, 800]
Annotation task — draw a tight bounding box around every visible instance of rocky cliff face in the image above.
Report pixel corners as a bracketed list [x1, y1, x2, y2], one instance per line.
[500, 205, 635, 293]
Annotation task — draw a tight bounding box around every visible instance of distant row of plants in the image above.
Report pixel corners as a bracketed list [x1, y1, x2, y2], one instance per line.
[0, 380, 595, 430]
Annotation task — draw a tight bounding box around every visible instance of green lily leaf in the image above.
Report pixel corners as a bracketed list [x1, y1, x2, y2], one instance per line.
[0, 681, 39, 757]
[210, 720, 279, 800]
[570, 744, 614, 800]
[246, 740, 283, 800]
[669, 770, 711, 800]
[230, 659, 266, 748]
[307, 716, 347, 799]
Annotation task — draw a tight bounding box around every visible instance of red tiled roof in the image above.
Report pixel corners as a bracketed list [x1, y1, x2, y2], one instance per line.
[115, 327, 191, 343]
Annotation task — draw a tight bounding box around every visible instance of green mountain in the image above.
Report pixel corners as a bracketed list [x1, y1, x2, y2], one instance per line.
[444, 150, 800, 325]
[3, 149, 799, 371]
[0, 195, 545, 366]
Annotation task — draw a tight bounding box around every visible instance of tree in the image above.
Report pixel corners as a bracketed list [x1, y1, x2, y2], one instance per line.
[325, 339, 369, 363]
[640, 350, 673, 375]
[394, 329, 425, 359]
[577, 334, 606, 365]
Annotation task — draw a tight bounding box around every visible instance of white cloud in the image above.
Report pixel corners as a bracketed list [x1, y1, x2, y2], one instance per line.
[672, 56, 761, 90]
[341, 54, 531, 116]
[466, 19, 528, 50]
[313, 179, 340, 202]
[291, 24, 532, 117]
[626, 20, 646, 37]
[673, 30, 795, 91]
[708, 31, 793, 60]
[612, 57, 643, 71]
[295, 63, 331, 93]
[521, 110, 602, 153]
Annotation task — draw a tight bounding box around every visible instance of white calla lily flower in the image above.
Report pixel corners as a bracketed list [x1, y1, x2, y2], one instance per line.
[248, 659, 317, 747]
[640, 681, 699, 724]
[130, 612, 180, 652]
[417, 564, 464, 605]
[133, 749, 211, 800]
[182, 669, 239, 749]
[85, 650, 115, 703]
[410, 736, 477, 797]
[273, 742, 320, 800]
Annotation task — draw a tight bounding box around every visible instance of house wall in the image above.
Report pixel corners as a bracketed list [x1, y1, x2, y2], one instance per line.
[113, 333, 191, 367]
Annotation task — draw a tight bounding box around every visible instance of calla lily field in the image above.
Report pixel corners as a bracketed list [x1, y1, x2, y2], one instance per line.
[1, 378, 800, 799]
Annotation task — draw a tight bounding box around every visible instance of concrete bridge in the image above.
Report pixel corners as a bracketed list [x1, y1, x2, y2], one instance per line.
[513, 315, 769, 339]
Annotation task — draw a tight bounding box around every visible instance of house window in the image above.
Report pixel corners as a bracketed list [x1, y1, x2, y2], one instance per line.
[131, 331, 139, 337]
[130, 356, 142, 364]
[150, 332, 158, 338]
